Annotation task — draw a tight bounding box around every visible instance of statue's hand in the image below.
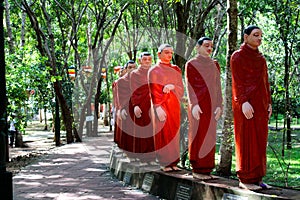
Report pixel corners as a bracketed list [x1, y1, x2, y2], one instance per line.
[134, 106, 142, 118]
[192, 104, 202, 120]
[163, 84, 175, 94]
[242, 101, 254, 119]
[214, 107, 222, 121]
[268, 104, 272, 119]
[156, 106, 166, 122]
[121, 109, 128, 120]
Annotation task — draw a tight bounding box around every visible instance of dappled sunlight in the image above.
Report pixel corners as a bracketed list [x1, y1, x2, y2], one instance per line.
[13, 135, 159, 200]
[31, 160, 74, 167]
[14, 180, 44, 187]
[84, 167, 107, 172]
[14, 173, 44, 180]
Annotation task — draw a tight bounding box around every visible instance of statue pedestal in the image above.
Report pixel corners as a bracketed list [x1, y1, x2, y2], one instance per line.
[109, 147, 300, 200]
[0, 171, 13, 200]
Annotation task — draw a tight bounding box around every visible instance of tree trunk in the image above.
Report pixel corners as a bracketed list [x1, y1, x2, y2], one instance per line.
[212, 2, 226, 58]
[86, 99, 93, 136]
[216, 0, 237, 176]
[78, 105, 86, 139]
[93, 3, 129, 135]
[53, 82, 74, 143]
[94, 78, 102, 135]
[20, 6, 26, 47]
[0, 0, 8, 167]
[106, 71, 112, 131]
[43, 107, 48, 130]
[54, 95, 60, 146]
[4, 0, 14, 54]
[284, 46, 292, 149]
[174, 1, 190, 69]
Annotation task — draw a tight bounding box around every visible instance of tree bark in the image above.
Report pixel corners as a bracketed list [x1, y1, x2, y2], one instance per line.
[43, 107, 48, 130]
[284, 45, 292, 149]
[174, 0, 191, 70]
[216, 0, 237, 176]
[4, 0, 14, 54]
[0, 0, 9, 168]
[212, 1, 226, 58]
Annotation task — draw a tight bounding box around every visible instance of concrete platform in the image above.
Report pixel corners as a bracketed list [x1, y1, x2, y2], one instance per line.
[109, 147, 300, 200]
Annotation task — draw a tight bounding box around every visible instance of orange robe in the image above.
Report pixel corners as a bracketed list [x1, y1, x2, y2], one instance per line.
[130, 67, 155, 161]
[185, 55, 222, 174]
[231, 43, 271, 184]
[117, 72, 135, 152]
[148, 62, 184, 167]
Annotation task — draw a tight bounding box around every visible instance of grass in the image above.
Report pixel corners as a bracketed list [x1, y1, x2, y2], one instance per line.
[214, 124, 300, 189]
[264, 129, 300, 189]
[269, 114, 300, 129]
[203, 117, 300, 189]
[265, 116, 300, 188]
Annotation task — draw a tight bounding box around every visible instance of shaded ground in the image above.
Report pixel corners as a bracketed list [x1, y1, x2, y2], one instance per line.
[13, 127, 159, 200]
[7, 121, 61, 175]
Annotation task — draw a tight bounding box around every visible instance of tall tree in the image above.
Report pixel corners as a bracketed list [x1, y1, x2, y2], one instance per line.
[270, 0, 299, 150]
[217, 0, 237, 176]
[182, 0, 220, 65]
[4, 0, 14, 53]
[172, 0, 221, 69]
[174, 0, 192, 69]
[119, 2, 142, 61]
[0, 0, 8, 165]
[93, 3, 129, 135]
[21, 0, 79, 143]
[54, 0, 88, 140]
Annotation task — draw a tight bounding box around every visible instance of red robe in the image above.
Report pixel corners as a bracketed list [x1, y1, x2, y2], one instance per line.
[130, 66, 155, 161]
[185, 55, 222, 174]
[112, 80, 121, 146]
[117, 72, 135, 152]
[148, 62, 184, 167]
[231, 43, 271, 184]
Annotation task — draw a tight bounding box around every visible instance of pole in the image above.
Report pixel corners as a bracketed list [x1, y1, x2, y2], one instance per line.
[0, 0, 13, 199]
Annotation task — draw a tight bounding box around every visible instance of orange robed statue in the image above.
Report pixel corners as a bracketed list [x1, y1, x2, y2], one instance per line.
[148, 44, 184, 172]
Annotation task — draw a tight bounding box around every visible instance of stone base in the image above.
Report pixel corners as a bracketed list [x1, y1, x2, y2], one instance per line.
[109, 147, 300, 200]
[0, 171, 13, 200]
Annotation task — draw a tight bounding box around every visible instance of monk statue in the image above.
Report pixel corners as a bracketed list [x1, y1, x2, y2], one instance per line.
[185, 37, 222, 180]
[148, 44, 184, 172]
[231, 25, 272, 190]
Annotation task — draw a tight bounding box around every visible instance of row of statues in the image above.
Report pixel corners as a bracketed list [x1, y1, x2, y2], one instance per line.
[112, 25, 272, 191]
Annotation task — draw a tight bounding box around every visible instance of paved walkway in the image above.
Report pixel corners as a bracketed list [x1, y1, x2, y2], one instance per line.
[12, 128, 159, 200]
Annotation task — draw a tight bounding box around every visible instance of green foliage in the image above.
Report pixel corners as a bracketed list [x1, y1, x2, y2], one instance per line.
[5, 47, 50, 131]
[99, 88, 110, 104]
